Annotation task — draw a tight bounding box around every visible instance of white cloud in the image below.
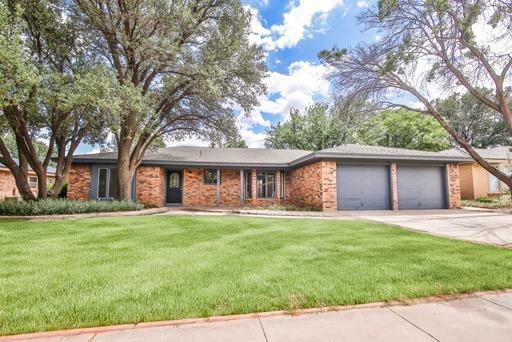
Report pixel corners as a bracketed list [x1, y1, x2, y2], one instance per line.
[247, 0, 345, 51]
[239, 127, 267, 148]
[356, 0, 369, 8]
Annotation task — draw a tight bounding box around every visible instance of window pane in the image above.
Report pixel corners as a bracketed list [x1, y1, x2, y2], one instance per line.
[244, 171, 252, 199]
[280, 172, 285, 199]
[98, 169, 108, 198]
[266, 173, 275, 198]
[169, 172, 180, 188]
[204, 169, 218, 184]
[29, 176, 38, 189]
[257, 172, 265, 197]
[109, 168, 119, 199]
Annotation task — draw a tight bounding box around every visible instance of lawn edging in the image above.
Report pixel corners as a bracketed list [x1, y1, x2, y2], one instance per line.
[2, 288, 511, 341]
[0, 207, 170, 221]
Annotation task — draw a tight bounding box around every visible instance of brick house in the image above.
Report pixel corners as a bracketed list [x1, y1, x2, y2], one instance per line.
[449, 146, 512, 199]
[68, 144, 468, 211]
[0, 160, 56, 200]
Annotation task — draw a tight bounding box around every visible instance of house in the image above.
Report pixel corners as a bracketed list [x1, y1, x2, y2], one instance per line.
[0, 159, 56, 200]
[67, 144, 468, 211]
[451, 146, 512, 200]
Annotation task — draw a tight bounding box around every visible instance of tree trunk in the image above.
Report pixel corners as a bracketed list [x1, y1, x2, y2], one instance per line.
[36, 170, 48, 200]
[117, 138, 134, 201]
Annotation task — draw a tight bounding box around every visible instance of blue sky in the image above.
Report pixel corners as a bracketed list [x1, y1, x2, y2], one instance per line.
[236, 0, 377, 147]
[78, 0, 377, 153]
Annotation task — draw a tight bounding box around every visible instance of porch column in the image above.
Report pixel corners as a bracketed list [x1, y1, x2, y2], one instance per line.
[240, 169, 244, 207]
[275, 170, 281, 201]
[251, 168, 257, 205]
[216, 168, 220, 207]
[390, 162, 399, 210]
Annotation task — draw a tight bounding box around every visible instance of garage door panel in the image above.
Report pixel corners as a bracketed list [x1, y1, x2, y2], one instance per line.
[337, 165, 391, 210]
[397, 166, 446, 210]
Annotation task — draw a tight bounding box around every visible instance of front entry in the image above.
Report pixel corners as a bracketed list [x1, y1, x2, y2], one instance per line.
[166, 170, 183, 204]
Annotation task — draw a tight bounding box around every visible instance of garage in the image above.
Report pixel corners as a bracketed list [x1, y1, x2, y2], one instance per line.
[337, 164, 391, 210]
[397, 165, 447, 209]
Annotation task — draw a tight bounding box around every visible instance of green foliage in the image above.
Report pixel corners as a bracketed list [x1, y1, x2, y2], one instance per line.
[0, 2, 39, 108]
[436, 89, 512, 148]
[265, 102, 370, 151]
[462, 194, 512, 209]
[0, 199, 143, 216]
[2, 133, 49, 162]
[358, 109, 450, 151]
[248, 204, 321, 212]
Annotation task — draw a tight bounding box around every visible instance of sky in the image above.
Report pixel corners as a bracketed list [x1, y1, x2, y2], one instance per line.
[78, 0, 377, 154]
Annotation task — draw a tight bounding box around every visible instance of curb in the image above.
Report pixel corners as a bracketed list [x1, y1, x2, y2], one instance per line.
[2, 289, 511, 341]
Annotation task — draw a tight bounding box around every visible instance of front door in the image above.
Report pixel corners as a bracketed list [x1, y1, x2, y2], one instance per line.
[166, 170, 183, 204]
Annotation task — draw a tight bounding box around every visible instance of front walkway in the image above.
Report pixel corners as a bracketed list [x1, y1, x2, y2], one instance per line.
[5, 291, 512, 342]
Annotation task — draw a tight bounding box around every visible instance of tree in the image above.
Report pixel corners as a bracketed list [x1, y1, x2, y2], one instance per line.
[320, 0, 512, 193]
[265, 101, 373, 150]
[0, 0, 110, 199]
[358, 109, 450, 151]
[436, 89, 512, 148]
[76, 0, 266, 200]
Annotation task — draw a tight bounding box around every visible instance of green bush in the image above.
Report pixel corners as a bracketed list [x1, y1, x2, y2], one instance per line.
[0, 199, 144, 216]
[246, 204, 321, 212]
[462, 194, 512, 209]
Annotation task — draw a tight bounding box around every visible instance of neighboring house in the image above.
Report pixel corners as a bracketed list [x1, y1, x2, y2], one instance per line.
[0, 159, 56, 200]
[450, 146, 512, 200]
[68, 144, 467, 211]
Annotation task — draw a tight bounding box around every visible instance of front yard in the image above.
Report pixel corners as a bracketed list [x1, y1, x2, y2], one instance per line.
[1, 215, 512, 336]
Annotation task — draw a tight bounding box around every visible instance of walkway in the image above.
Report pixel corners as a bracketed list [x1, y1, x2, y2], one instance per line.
[5, 291, 512, 342]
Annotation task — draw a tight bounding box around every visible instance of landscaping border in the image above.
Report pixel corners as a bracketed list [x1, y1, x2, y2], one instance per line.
[0, 207, 170, 221]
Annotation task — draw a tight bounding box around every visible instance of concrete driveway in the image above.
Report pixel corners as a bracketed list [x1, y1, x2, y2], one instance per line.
[345, 210, 512, 247]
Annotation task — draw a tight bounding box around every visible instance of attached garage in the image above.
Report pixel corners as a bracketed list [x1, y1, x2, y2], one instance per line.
[397, 165, 447, 209]
[337, 164, 391, 210]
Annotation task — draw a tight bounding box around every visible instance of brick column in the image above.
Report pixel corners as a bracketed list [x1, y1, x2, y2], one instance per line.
[251, 168, 257, 205]
[67, 165, 91, 200]
[390, 163, 399, 210]
[446, 163, 461, 209]
[321, 161, 337, 211]
[275, 170, 281, 200]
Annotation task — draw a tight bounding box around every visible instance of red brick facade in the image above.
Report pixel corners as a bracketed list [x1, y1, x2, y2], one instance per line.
[66, 161, 463, 211]
[136, 166, 165, 207]
[446, 163, 462, 209]
[286, 161, 336, 211]
[67, 165, 91, 201]
[0, 170, 18, 200]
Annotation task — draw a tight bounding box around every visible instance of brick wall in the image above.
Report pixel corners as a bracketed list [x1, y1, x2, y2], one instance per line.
[286, 161, 337, 211]
[0, 170, 18, 200]
[183, 168, 218, 207]
[136, 166, 165, 207]
[67, 165, 91, 200]
[446, 163, 462, 209]
[220, 169, 242, 207]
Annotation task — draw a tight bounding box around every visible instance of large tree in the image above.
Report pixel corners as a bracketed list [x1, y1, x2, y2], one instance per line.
[436, 89, 512, 148]
[265, 100, 373, 151]
[320, 0, 512, 192]
[358, 109, 450, 151]
[0, 0, 109, 199]
[76, 0, 266, 200]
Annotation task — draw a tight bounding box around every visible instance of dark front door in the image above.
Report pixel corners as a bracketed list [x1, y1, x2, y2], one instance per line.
[166, 170, 183, 204]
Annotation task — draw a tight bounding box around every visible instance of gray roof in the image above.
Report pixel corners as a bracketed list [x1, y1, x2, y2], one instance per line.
[448, 146, 512, 160]
[0, 158, 56, 174]
[73, 146, 312, 167]
[72, 144, 469, 168]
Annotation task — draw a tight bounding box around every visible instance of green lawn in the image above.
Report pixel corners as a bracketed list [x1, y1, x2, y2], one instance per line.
[1, 215, 512, 336]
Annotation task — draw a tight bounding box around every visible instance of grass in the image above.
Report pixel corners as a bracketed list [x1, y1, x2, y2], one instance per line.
[462, 193, 512, 209]
[1, 215, 512, 336]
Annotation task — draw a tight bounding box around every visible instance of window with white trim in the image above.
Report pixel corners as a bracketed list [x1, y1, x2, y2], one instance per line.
[257, 171, 275, 198]
[29, 176, 38, 190]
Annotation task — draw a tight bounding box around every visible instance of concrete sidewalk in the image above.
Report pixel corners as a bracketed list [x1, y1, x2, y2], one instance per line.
[6, 291, 512, 342]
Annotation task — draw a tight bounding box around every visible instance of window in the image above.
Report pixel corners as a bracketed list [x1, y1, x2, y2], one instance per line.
[97, 168, 118, 199]
[280, 171, 285, 199]
[98, 168, 109, 198]
[204, 169, 219, 185]
[244, 171, 252, 199]
[257, 171, 275, 198]
[29, 176, 38, 190]
[169, 172, 180, 188]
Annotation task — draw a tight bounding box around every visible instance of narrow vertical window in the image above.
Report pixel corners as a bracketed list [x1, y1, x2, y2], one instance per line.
[244, 171, 252, 199]
[109, 168, 119, 199]
[280, 171, 285, 199]
[98, 168, 108, 198]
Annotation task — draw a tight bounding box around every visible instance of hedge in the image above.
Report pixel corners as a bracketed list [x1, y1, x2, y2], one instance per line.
[0, 199, 144, 216]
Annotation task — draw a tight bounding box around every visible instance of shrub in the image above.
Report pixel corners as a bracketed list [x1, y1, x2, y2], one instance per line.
[0, 199, 144, 216]
[462, 194, 512, 209]
[246, 204, 321, 212]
